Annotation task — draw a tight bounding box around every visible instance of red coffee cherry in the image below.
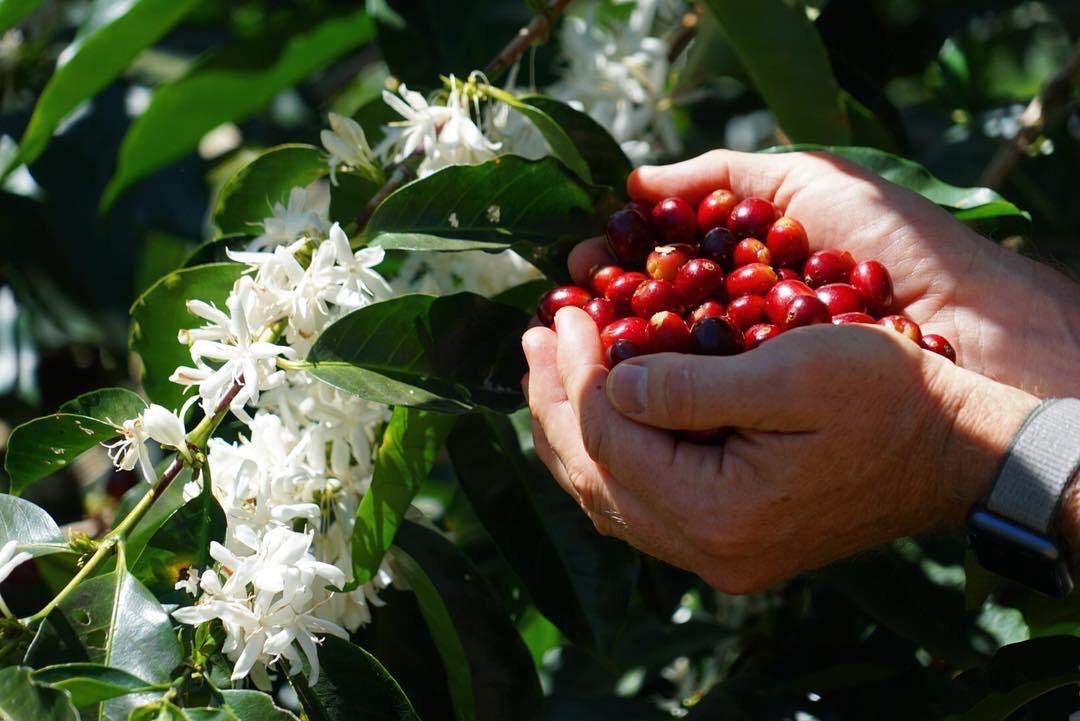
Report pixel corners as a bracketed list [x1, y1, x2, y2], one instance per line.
[689, 316, 744, 356]
[764, 279, 816, 325]
[674, 258, 725, 307]
[646, 244, 696, 282]
[697, 189, 739, 233]
[725, 262, 778, 299]
[727, 197, 779, 239]
[831, 311, 877, 325]
[589, 264, 624, 297]
[605, 271, 647, 314]
[878, 315, 922, 344]
[781, 295, 831, 330]
[850, 260, 894, 316]
[766, 217, 810, 268]
[726, 294, 767, 330]
[650, 311, 691, 353]
[538, 285, 592, 327]
[651, 197, 698, 246]
[777, 268, 801, 281]
[744, 323, 782, 350]
[732, 238, 772, 267]
[699, 227, 739, 270]
[583, 297, 618, 329]
[815, 283, 866, 316]
[605, 208, 654, 267]
[689, 300, 726, 326]
[921, 334, 957, 363]
[601, 317, 653, 367]
[632, 279, 685, 318]
[803, 249, 856, 288]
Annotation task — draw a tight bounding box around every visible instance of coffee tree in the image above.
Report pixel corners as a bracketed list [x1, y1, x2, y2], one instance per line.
[0, 1, 1078, 719]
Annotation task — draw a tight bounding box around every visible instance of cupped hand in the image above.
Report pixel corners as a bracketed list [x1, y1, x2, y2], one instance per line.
[523, 307, 1037, 593]
[569, 150, 1080, 397]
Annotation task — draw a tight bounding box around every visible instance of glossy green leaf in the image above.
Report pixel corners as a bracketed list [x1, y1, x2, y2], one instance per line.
[5, 0, 199, 175]
[219, 690, 300, 721]
[0, 493, 69, 557]
[703, 0, 850, 144]
[124, 466, 191, 567]
[942, 637, 1080, 720]
[32, 663, 160, 707]
[447, 411, 638, 652]
[290, 636, 419, 721]
[0, 0, 42, 34]
[485, 88, 593, 184]
[49, 566, 182, 721]
[5, 388, 146, 495]
[0, 666, 78, 721]
[306, 293, 529, 413]
[519, 96, 632, 193]
[362, 156, 614, 280]
[490, 278, 554, 315]
[347, 407, 454, 590]
[129, 702, 238, 721]
[102, 9, 374, 210]
[393, 522, 542, 721]
[212, 145, 328, 237]
[129, 263, 244, 410]
[767, 145, 1030, 225]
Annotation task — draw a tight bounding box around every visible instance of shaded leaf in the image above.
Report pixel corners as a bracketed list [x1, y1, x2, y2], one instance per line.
[212, 145, 328, 237]
[32, 663, 160, 707]
[306, 293, 529, 413]
[0, 493, 69, 557]
[394, 521, 543, 721]
[5, 388, 145, 495]
[0, 0, 43, 34]
[129, 263, 244, 410]
[290, 636, 419, 721]
[485, 88, 593, 184]
[5, 0, 199, 174]
[103, 9, 375, 210]
[447, 411, 638, 652]
[0, 666, 78, 721]
[219, 689, 300, 721]
[347, 407, 455, 590]
[490, 278, 554, 315]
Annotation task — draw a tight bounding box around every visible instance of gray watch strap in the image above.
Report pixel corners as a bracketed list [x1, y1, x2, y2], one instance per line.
[986, 398, 1080, 534]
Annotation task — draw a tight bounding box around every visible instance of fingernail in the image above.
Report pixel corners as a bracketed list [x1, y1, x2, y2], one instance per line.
[607, 363, 646, 414]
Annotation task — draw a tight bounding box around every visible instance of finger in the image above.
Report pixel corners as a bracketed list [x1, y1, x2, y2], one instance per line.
[628, 149, 825, 207]
[604, 327, 850, 431]
[568, 237, 614, 287]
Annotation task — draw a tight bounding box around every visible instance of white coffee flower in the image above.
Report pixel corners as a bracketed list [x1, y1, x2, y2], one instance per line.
[0, 540, 31, 618]
[175, 567, 201, 596]
[248, 185, 330, 252]
[321, 112, 381, 185]
[102, 401, 195, 482]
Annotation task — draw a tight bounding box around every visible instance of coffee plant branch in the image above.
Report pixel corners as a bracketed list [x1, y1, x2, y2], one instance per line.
[483, 0, 576, 80]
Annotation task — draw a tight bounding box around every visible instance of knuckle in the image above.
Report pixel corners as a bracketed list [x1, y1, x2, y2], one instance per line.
[578, 405, 608, 462]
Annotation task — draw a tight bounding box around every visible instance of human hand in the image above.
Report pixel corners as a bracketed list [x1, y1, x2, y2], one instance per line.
[568, 150, 1080, 397]
[522, 307, 1038, 593]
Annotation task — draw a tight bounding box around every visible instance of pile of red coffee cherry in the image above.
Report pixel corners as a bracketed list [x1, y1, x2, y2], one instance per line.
[537, 190, 957, 368]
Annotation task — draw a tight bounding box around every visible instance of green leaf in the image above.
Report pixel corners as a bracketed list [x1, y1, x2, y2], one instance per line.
[124, 466, 191, 567]
[32, 664, 160, 707]
[212, 145, 328, 237]
[131, 478, 225, 602]
[5, 388, 146, 495]
[290, 636, 419, 721]
[48, 566, 182, 720]
[765, 145, 1030, 227]
[4, 0, 199, 175]
[519, 96, 632, 194]
[306, 293, 529, 413]
[490, 278, 554, 315]
[0, 666, 78, 721]
[702, 0, 850, 144]
[0, 0, 42, 34]
[447, 411, 638, 652]
[362, 156, 614, 280]
[0, 493, 69, 557]
[219, 689, 300, 721]
[102, 9, 375, 211]
[347, 407, 454, 590]
[129, 263, 244, 410]
[129, 702, 239, 721]
[484, 88, 593, 184]
[942, 637, 1080, 720]
[393, 522, 542, 721]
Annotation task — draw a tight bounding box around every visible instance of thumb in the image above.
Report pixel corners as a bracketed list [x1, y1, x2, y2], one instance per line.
[628, 149, 816, 206]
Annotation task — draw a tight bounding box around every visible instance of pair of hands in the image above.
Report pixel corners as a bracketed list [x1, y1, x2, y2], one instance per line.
[522, 150, 1080, 593]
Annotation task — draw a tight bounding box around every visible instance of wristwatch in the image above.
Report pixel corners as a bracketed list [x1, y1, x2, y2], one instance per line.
[968, 398, 1080, 597]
